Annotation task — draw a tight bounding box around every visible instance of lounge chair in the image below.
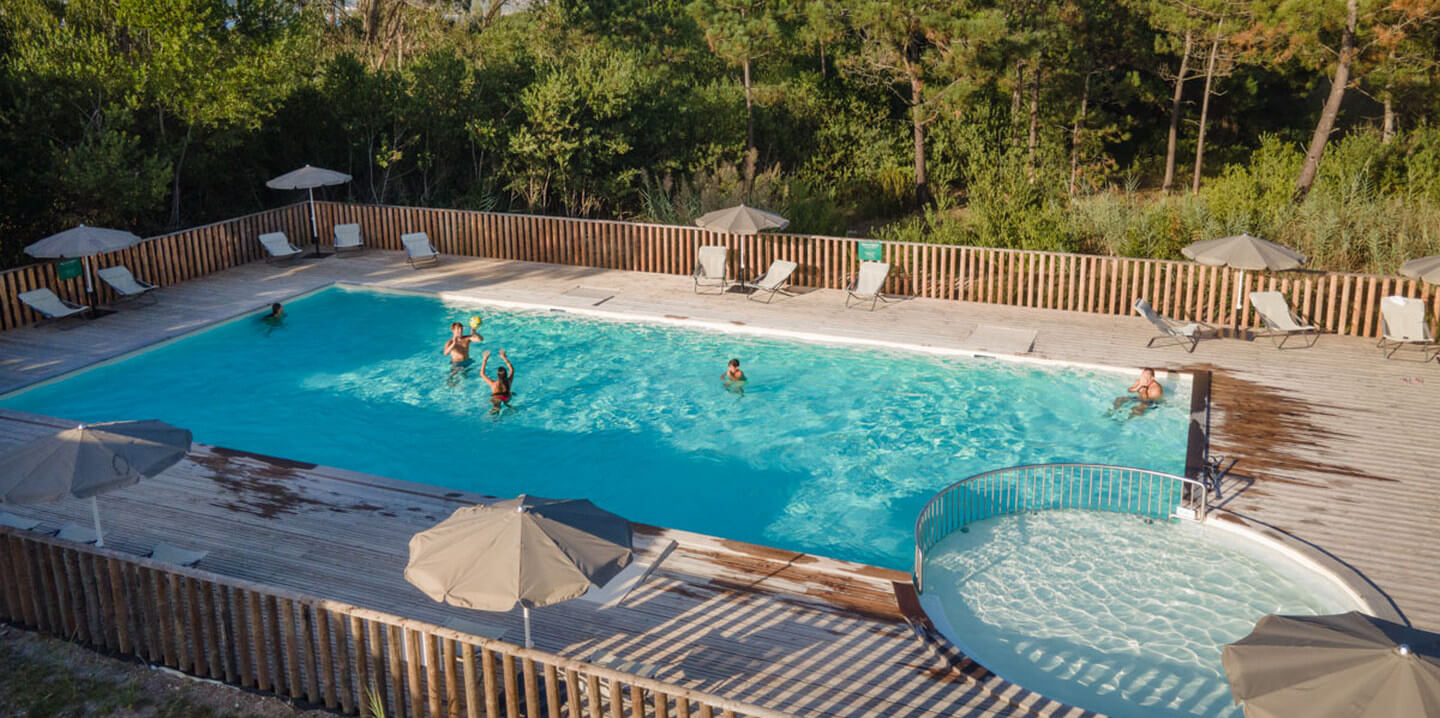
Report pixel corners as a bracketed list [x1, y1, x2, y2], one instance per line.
[402, 232, 439, 268]
[148, 543, 208, 567]
[259, 232, 302, 263]
[0, 511, 42, 531]
[19, 288, 88, 323]
[743, 259, 798, 303]
[97, 265, 157, 303]
[693, 246, 728, 294]
[57, 523, 98, 544]
[577, 538, 677, 609]
[1133, 298, 1210, 353]
[1377, 296, 1439, 360]
[333, 223, 364, 254]
[1249, 291, 1319, 349]
[845, 261, 891, 310]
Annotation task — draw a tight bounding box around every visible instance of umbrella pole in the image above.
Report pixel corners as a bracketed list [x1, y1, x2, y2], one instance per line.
[1233, 269, 1245, 338]
[83, 255, 98, 315]
[306, 188, 326, 258]
[523, 606, 532, 649]
[91, 496, 105, 547]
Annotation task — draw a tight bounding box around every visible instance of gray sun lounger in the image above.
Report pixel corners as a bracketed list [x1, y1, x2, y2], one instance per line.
[845, 261, 891, 310]
[1249, 291, 1319, 349]
[743, 259, 798, 303]
[402, 232, 439, 268]
[259, 232, 303, 263]
[1377, 296, 1439, 360]
[97, 265, 158, 304]
[333, 223, 364, 254]
[1134, 298, 1210, 352]
[693, 246, 729, 294]
[19, 288, 89, 324]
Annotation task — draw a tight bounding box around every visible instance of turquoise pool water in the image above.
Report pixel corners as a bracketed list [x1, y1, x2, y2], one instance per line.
[1, 286, 1191, 568]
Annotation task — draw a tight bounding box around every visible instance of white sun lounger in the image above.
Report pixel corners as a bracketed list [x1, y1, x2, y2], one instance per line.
[744, 259, 798, 303]
[333, 223, 364, 254]
[577, 538, 678, 609]
[1134, 298, 1209, 352]
[0, 511, 42, 531]
[148, 543, 208, 567]
[19, 288, 88, 323]
[1377, 296, 1439, 360]
[1249, 291, 1319, 349]
[97, 265, 157, 303]
[693, 246, 729, 294]
[402, 232, 439, 268]
[845, 261, 891, 310]
[259, 232, 303, 263]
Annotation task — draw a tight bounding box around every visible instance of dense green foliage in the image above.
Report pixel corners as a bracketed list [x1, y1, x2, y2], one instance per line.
[2, 0, 1438, 272]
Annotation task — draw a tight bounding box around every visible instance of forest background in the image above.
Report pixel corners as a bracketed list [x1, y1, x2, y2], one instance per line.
[2, 0, 1438, 274]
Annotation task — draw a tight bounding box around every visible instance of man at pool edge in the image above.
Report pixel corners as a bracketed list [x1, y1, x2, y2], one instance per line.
[480, 349, 514, 414]
[1113, 367, 1163, 417]
[442, 321, 483, 364]
[723, 358, 747, 395]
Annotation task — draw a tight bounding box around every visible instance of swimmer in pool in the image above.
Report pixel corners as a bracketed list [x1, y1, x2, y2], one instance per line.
[722, 358, 747, 395]
[480, 349, 514, 414]
[1112, 368, 1164, 417]
[260, 302, 284, 335]
[442, 322, 483, 365]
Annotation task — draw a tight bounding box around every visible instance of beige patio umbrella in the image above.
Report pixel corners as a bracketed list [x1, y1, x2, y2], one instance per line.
[25, 224, 143, 311]
[1222, 612, 1440, 718]
[1182, 233, 1307, 315]
[405, 495, 633, 648]
[266, 164, 353, 257]
[0, 420, 193, 547]
[694, 204, 789, 287]
[1399, 255, 1440, 285]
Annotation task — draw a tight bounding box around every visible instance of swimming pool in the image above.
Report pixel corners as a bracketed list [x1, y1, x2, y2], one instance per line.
[1, 285, 1192, 568]
[920, 511, 1362, 717]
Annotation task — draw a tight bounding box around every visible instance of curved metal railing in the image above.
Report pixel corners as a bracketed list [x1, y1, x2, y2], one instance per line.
[913, 463, 1208, 593]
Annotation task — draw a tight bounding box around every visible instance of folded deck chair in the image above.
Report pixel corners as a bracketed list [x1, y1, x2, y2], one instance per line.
[57, 523, 98, 544]
[578, 538, 678, 609]
[1133, 298, 1209, 353]
[97, 265, 157, 303]
[693, 245, 729, 294]
[148, 543, 208, 567]
[19, 288, 88, 323]
[0, 511, 43, 531]
[402, 232, 439, 268]
[742, 259, 798, 303]
[1377, 296, 1439, 360]
[1248, 291, 1319, 349]
[259, 232, 302, 263]
[845, 261, 891, 310]
[333, 223, 364, 254]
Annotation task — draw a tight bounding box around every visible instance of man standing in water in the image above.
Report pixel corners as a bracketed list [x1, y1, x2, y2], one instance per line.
[260, 302, 284, 336]
[480, 349, 514, 414]
[442, 321, 483, 365]
[1112, 367, 1164, 417]
[722, 358, 747, 395]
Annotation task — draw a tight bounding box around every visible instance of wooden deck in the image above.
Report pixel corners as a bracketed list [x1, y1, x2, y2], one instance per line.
[2, 251, 1438, 715]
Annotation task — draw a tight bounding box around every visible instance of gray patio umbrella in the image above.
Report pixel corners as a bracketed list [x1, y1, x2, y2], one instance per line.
[25, 224, 142, 307]
[1182, 233, 1307, 312]
[0, 420, 192, 547]
[694, 204, 789, 285]
[1222, 612, 1440, 718]
[1399, 255, 1440, 285]
[265, 165, 352, 257]
[405, 495, 633, 648]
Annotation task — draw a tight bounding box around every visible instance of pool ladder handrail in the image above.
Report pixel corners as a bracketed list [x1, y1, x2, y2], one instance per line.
[913, 463, 1209, 593]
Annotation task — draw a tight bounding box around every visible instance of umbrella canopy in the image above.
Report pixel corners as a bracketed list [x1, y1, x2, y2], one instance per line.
[0, 420, 192, 547]
[24, 225, 141, 259]
[1181, 233, 1306, 272]
[1399, 255, 1440, 285]
[693, 204, 789, 235]
[406, 495, 632, 648]
[1222, 612, 1440, 718]
[265, 164, 353, 191]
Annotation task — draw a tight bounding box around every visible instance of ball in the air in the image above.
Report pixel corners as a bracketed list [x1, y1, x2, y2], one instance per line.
[469, 316, 482, 329]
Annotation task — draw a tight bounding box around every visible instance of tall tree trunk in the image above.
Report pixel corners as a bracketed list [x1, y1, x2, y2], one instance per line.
[168, 126, 192, 228]
[1011, 62, 1025, 143]
[1295, 0, 1359, 201]
[1027, 63, 1041, 183]
[910, 72, 929, 206]
[1382, 92, 1396, 144]
[1192, 21, 1223, 195]
[819, 42, 827, 80]
[1163, 29, 1194, 194]
[742, 56, 754, 162]
[1069, 73, 1091, 197]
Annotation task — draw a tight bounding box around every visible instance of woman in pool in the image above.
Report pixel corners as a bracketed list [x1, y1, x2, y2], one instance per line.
[480, 349, 514, 414]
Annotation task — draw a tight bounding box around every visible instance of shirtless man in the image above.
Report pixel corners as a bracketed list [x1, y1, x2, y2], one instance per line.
[722, 358, 747, 395]
[480, 350, 514, 413]
[1113, 368, 1164, 416]
[442, 322, 483, 365]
